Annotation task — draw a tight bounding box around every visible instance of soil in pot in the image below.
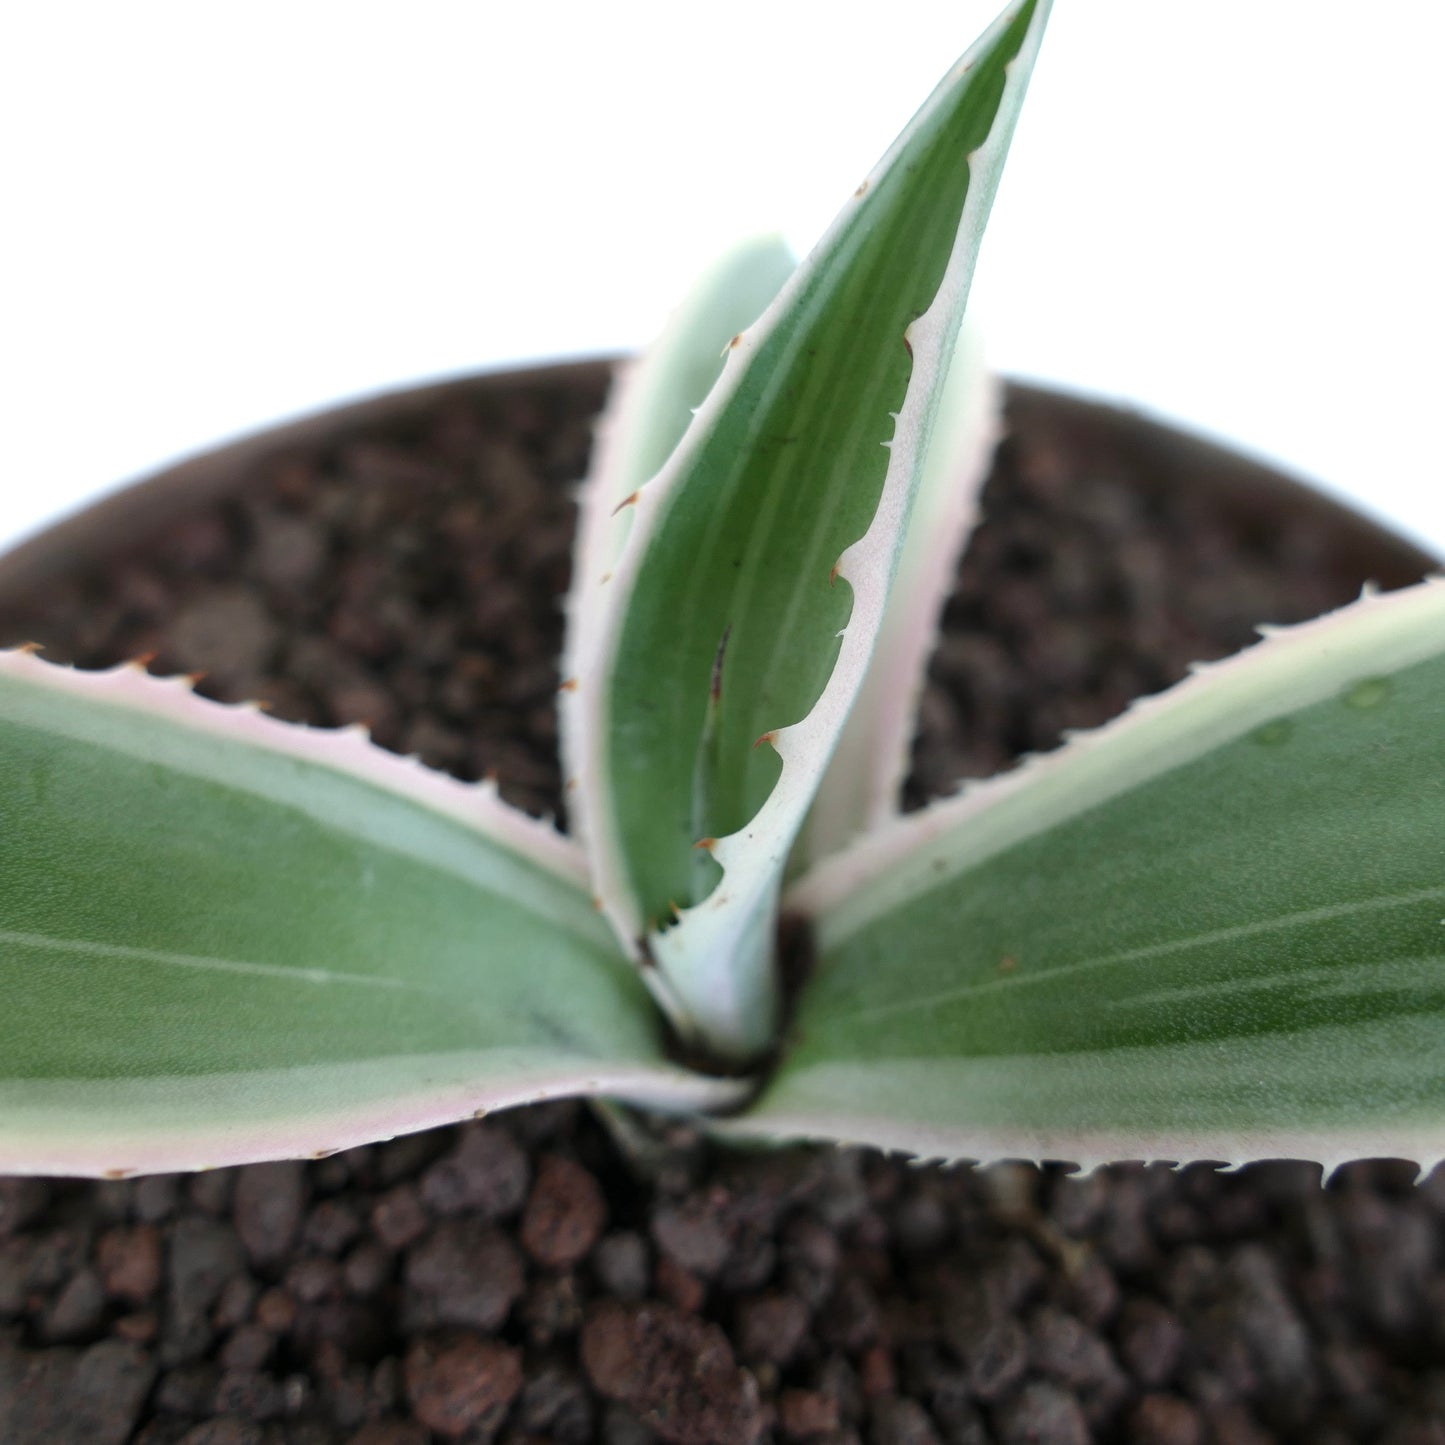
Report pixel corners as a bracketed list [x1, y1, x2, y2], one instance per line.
[0, 364, 1442, 1445]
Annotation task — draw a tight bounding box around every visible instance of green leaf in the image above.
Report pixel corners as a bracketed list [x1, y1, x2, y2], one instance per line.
[575, 1, 1051, 1060]
[749, 580, 1445, 1170]
[561, 237, 794, 983]
[0, 653, 736, 1176]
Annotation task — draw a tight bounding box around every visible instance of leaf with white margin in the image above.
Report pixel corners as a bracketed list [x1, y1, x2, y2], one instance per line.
[565, 233, 796, 601]
[740, 578, 1445, 1174]
[797, 319, 1000, 868]
[562, 235, 794, 879]
[0, 651, 739, 1177]
[575, 1, 1051, 1063]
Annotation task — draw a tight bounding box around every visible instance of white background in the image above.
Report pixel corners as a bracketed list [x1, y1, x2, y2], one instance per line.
[2, 3, 1441, 555]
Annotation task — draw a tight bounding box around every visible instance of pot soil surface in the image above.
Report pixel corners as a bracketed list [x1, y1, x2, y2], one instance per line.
[1, 366, 1442, 1445]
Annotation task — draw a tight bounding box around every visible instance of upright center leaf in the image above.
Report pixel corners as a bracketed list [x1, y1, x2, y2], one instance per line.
[575, 1, 1050, 1060]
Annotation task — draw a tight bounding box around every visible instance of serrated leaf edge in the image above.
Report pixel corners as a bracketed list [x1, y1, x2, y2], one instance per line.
[800, 324, 1001, 866]
[0, 647, 590, 888]
[720, 1105, 1445, 1184]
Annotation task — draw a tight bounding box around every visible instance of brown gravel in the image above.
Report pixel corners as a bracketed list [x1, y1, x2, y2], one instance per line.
[403, 1334, 522, 1438]
[0, 363, 1441, 1443]
[521, 1156, 609, 1271]
[582, 1300, 763, 1445]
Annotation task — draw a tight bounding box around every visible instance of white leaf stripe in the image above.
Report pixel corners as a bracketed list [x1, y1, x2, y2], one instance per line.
[0, 929, 414, 991]
[827, 885, 1445, 1025]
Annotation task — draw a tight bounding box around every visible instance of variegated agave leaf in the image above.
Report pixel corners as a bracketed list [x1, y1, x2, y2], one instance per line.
[742, 578, 1445, 1175]
[570, 1, 1051, 1061]
[0, 651, 738, 1176]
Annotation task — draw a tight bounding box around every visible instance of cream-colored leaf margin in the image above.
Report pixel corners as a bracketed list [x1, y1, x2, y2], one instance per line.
[6, 1055, 743, 1180]
[1, 647, 586, 891]
[799, 321, 1000, 866]
[727, 1061, 1445, 1185]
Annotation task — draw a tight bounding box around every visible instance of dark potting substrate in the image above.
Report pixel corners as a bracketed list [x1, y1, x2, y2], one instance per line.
[1, 364, 1442, 1445]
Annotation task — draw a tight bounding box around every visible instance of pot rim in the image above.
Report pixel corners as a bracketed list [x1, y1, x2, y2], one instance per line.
[0, 360, 1434, 607]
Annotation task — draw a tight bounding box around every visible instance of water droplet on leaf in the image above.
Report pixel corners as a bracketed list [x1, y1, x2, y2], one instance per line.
[1252, 719, 1293, 747]
[1343, 677, 1391, 710]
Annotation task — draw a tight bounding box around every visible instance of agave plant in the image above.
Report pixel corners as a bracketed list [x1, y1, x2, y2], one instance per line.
[3, 0, 1443, 1181]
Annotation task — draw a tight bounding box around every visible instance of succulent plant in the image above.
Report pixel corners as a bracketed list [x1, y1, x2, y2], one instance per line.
[3, 0, 1443, 1180]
